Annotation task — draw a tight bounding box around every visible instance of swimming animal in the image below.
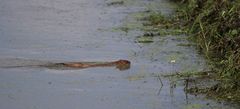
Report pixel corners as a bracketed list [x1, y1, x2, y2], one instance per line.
[54, 59, 130, 70]
[0, 59, 131, 71]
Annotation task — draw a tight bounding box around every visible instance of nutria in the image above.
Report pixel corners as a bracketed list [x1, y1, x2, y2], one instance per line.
[56, 59, 131, 70]
[0, 59, 131, 71]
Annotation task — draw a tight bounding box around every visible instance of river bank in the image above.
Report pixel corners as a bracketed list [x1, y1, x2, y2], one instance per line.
[144, 0, 240, 103]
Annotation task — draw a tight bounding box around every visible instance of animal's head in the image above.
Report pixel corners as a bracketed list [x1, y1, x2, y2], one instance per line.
[115, 60, 130, 70]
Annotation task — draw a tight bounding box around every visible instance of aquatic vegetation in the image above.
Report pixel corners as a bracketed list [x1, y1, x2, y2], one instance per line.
[142, 11, 187, 36]
[106, 0, 124, 6]
[136, 36, 154, 43]
[183, 104, 203, 109]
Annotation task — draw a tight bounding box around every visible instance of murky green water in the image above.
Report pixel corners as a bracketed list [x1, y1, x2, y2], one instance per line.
[0, 0, 239, 109]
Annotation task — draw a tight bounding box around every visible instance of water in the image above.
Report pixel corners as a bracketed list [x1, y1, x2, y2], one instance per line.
[0, 0, 238, 109]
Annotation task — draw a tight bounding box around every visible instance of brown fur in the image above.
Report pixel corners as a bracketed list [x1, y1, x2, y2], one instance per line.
[60, 60, 130, 70]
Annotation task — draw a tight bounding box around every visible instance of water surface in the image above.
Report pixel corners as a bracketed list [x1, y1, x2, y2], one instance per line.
[0, 0, 238, 109]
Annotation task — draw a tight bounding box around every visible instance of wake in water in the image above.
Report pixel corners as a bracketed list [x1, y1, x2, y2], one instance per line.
[0, 58, 130, 71]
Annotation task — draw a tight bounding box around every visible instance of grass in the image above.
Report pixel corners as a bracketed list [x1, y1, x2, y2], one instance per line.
[145, 0, 240, 102]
